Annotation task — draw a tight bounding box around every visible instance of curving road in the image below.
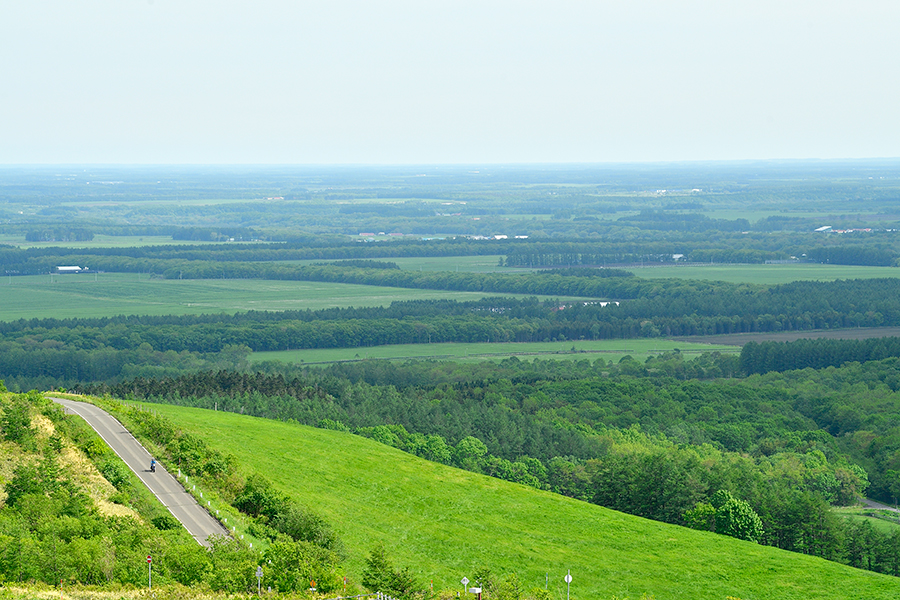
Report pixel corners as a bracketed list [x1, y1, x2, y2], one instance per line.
[52, 397, 229, 546]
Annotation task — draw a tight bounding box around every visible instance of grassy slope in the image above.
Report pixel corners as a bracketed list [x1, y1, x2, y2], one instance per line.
[146, 402, 900, 600]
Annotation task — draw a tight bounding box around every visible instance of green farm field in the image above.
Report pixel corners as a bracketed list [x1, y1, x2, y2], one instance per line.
[387, 254, 511, 272]
[629, 263, 900, 285]
[295, 255, 512, 273]
[0, 273, 592, 320]
[140, 402, 900, 600]
[249, 339, 737, 366]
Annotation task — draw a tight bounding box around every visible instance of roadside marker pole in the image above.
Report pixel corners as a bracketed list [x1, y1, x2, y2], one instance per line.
[148, 555, 152, 591]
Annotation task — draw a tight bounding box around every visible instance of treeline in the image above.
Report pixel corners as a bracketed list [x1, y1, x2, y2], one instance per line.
[617, 210, 751, 232]
[741, 337, 900, 374]
[503, 248, 781, 266]
[171, 227, 257, 242]
[23, 228, 94, 242]
[808, 245, 898, 267]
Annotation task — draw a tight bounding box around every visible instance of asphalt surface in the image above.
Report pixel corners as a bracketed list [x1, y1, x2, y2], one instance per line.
[51, 397, 229, 546]
[860, 497, 900, 513]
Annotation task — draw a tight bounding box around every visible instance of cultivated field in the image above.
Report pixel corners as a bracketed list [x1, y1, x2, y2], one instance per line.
[679, 326, 900, 346]
[0, 274, 590, 320]
[629, 263, 900, 284]
[142, 403, 900, 600]
[249, 339, 737, 366]
[289, 255, 512, 273]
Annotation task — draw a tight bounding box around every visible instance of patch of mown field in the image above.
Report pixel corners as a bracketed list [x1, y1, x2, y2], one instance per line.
[249, 339, 737, 366]
[629, 263, 900, 285]
[138, 403, 900, 600]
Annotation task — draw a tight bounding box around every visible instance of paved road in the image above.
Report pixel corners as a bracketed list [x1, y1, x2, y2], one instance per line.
[860, 497, 900, 513]
[52, 397, 229, 546]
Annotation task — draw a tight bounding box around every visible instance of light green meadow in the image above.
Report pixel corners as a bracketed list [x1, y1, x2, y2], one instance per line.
[292, 255, 512, 273]
[249, 339, 738, 366]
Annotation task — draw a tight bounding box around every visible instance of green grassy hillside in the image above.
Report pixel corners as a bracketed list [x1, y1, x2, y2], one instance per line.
[146, 402, 900, 600]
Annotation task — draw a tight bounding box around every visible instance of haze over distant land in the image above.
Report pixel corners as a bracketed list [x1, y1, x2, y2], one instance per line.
[2, 1, 898, 165]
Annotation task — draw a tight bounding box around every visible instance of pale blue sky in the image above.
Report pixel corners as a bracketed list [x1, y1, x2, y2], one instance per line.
[2, 1, 898, 164]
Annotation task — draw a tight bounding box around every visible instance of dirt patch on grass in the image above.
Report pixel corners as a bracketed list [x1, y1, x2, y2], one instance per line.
[675, 326, 900, 347]
[60, 446, 141, 520]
